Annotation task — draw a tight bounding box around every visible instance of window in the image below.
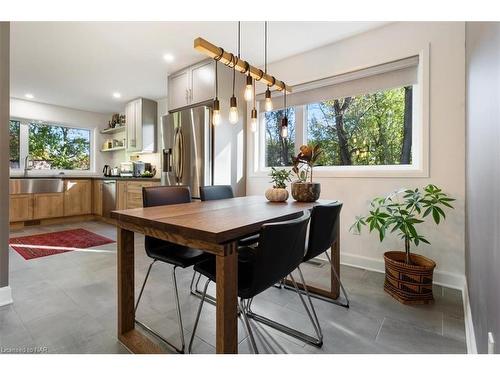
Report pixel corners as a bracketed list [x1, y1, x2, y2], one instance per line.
[264, 108, 295, 167]
[9, 119, 93, 172]
[28, 123, 91, 170]
[306, 86, 412, 166]
[9, 120, 20, 169]
[255, 55, 425, 176]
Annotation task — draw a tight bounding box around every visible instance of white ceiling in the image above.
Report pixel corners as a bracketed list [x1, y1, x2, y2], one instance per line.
[11, 21, 387, 113]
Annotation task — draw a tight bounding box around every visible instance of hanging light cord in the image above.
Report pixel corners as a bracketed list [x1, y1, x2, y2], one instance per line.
[265, 21, 268, 74]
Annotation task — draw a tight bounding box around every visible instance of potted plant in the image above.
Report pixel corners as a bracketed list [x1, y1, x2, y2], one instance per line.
[351, 184, 455, 304]
[265, 167, 292, 202]
[291, 144, 322, 202]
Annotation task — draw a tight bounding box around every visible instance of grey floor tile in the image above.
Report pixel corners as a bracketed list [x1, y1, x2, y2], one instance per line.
[375, 317, 466, 354]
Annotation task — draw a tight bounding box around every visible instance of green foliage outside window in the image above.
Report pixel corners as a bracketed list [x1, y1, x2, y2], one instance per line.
[264, 108, 295, 167]
[307, 86, 413, 166]
[9, 120, 20, 168]
[29, 123, 91, 170]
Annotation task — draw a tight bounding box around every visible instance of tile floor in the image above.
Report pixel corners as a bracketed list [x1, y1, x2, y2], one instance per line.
[0, 220, 467, 354]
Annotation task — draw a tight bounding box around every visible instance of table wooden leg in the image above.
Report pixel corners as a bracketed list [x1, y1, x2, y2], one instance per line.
[215, 241, 238, 354]
[117, 227, 164, 354]
[118, 227, 135, 335]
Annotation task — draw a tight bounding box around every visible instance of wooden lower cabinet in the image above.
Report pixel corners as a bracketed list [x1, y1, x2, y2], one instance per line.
[9, 194, 33, 222]
[92, 180, 103, 216]
[33, 193, 64, 219]
[115, 180, 160, 210]
[64, 179, 92, 216]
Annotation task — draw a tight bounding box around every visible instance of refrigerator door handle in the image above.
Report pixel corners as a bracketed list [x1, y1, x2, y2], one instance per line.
[173, 129, 184, 183]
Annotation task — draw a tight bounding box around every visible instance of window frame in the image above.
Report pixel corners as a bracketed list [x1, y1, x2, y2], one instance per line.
[249, 48, 429, 179]
[9, 118, 96, 175]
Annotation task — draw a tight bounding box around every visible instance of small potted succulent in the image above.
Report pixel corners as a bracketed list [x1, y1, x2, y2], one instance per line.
[291, 144, 322, 202]
[351, 185, 455, 304]
[265, 167, 292, 202]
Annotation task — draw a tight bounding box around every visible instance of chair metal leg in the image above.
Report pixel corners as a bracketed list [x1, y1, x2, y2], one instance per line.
[135, 260, 156, 313]
[239, 299, 258, 354]
[325, 251, 350, 307]
[296, 265, 322, 338]
[190, 271, 217, 306]
[172, 266, 185, 352]
[188, 278, 210, 354]
[246, 274, 323, 347]
[134, 260, 185, 354]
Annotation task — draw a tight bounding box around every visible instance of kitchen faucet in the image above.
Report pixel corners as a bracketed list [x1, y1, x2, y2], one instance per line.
[24, 154, 33, 177]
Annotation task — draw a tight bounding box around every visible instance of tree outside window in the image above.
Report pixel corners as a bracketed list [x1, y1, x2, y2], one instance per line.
[9, 120, 20, 169]
[28, 123, 91, 170]
[264, 108, 295, 167]
[307, 86, 413, 166]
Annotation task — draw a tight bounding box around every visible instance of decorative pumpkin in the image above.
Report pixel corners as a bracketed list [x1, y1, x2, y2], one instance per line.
[265, 187, 289, 202]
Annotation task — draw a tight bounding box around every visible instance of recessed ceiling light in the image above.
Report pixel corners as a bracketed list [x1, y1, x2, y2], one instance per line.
[112, 92, 122, 99]
[25, 93, 34, 99]
[163, 53, 174, 63]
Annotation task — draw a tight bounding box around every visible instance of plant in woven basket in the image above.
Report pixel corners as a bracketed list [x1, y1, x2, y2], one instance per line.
[351, 184, 455, 264]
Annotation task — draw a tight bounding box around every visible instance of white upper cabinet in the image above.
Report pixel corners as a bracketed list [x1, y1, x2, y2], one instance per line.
[168, 60, 214, 111]
[126, 98, 157, 153]
[168, 70, 190, 111]
[191, 60, 215, 105]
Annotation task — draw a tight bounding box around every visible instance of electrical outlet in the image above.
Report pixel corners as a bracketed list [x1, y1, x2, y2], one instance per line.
[488, 332, 495, 354]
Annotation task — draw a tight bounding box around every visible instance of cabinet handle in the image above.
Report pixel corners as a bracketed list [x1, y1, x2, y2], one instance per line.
[185, 89, 189, 103]
[189, 88, 192, 102]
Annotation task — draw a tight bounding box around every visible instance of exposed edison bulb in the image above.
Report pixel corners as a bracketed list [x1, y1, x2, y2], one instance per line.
[281, 116, 288, 138]
[229, 96, 238, 124]
[250, 108, 258, 132]
[212, 98, 221, 126]
[212, 110, 221, 126]
[264, 87, 273, 112]
[244, 75, 253, 102]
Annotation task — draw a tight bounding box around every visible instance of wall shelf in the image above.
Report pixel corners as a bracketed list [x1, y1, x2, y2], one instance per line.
[100, 126, 126, 135]
[100, 146, 125, 152]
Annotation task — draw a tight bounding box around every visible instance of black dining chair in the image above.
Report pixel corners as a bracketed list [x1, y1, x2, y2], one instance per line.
[135, 185, 209, 353]
[247, 201, 348, 347]
[187, 211, 321, 354]
[190, 185, 260, 300]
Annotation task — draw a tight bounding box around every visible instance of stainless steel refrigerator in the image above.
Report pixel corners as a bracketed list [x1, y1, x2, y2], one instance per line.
[161, 106, 212, 199]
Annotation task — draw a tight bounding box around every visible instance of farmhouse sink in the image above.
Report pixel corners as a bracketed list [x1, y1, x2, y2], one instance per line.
[10, 178, 65, 194]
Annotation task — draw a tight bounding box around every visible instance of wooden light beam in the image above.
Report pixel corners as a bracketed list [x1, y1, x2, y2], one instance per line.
[194, 37, 292, 93]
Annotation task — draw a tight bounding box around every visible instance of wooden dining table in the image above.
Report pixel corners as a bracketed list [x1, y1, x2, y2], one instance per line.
[111, 195, 341, 354]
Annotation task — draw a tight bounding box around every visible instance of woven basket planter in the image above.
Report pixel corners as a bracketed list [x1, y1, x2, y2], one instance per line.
[383, 251, 436, 305]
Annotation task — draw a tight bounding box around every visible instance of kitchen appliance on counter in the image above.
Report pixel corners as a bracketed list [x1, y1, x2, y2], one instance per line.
[120, 162, 134, 177]
[133, 161, 145, 177]
[161, 106, 212, 198]
[111, 167, 120, 177]
[103, 165, 112, 177]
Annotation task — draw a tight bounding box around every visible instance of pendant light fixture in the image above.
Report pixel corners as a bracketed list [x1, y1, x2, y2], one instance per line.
[250, 78, 258, 132]
[244, 73, 253, 102]
[264, 22, 273, 112]
[229, 22, 240, 125]
[212, 58, 221, 126]
[280, 89, 288, 138]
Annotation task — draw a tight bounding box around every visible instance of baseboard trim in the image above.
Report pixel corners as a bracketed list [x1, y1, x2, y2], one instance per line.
[340, 252, 465, 290]
[0, 286, 13, 307]
[462, 280, 478, 354]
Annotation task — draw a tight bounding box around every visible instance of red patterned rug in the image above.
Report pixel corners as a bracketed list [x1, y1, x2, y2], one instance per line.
[9, 228, 115, 260]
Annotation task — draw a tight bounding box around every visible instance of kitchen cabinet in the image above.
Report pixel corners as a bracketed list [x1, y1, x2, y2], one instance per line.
[92, 180, 103, 216]
[9, 194, 33, 222]
[169, 70, 190, 110]
[64, 179, 91, 217]
[116, 181, 127, 210]
[33, 193, 64, 219]
[168, 60, 214, 111]
[125, 98, 158, 153]
[125, 181, 159, 209]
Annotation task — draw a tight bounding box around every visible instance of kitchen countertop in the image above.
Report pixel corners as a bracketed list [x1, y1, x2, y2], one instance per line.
[10, 175, 161, 182]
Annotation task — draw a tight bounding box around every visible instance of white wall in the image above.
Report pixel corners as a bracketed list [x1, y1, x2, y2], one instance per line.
[10, 98, 111, 175]
[246, 22, 466, 288]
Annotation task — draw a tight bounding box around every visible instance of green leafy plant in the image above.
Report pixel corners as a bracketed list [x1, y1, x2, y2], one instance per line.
[269, 167, 292, 189]
[351, 184, 455, 264]
[292, 144, 323, 183]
